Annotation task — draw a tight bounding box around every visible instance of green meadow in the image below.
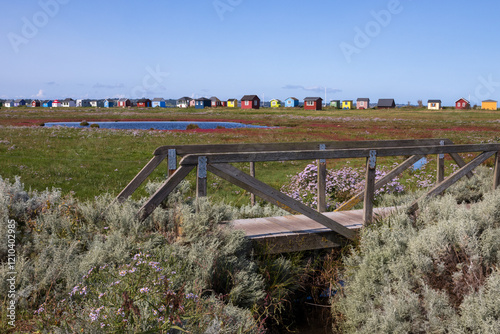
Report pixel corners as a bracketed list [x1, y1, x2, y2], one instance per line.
[1, 106, 500, 203]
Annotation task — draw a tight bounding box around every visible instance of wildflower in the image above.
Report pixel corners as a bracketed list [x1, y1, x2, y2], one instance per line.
[186, 293, 198, 300]
[98, 292, 106, 299]
[79, 286, 88, 295]
[140, 287, 150, 293]
[70, 285, 80, 296]
[110, 280, 121, 286]
[34, 304, 45, 315]
[119, 270, 127, 277]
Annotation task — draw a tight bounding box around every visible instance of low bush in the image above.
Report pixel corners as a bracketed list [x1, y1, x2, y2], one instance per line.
[90, 123, 100, 128]
[186, 123, 200, 130]
[80, 121, 89, 126]
[333, 167, 500, 333]
[0, 177, 265, 333]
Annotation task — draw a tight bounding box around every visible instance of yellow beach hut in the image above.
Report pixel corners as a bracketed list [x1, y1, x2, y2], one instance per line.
[342, 100, 353, 109]
[270, 99, 281, 108]
[482, 100, 498, 110]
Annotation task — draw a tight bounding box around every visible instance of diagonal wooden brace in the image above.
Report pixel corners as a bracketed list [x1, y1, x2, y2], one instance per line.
[408, 151, 496, 213]
[207, 163, 356, 240]
[115, 155, 167, 203]
[336, 154, 425, 212]
[137, 165, 195, 221]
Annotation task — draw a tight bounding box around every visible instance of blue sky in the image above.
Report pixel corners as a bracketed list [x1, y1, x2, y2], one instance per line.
[1, 0, 500, 106]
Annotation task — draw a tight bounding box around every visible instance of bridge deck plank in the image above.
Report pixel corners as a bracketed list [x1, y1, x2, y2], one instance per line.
[229, 207, 395, 253]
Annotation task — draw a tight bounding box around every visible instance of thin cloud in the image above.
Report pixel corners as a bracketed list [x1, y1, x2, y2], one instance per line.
[34, 89, 44, 98]
[46, 81, 56, 85]
[283, 84, 342, 94]
[93, 83, 125, 89]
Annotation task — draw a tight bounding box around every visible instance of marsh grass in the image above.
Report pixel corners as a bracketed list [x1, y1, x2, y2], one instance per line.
[2, 107, 500, 202]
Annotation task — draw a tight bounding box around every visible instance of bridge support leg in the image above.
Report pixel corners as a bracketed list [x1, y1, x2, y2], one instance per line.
[317, 144, 327, 212]
[363, 150, 377, 225]
[437, 141, 445, 183]
[168, 149, 177, 177]
[494, 151, 500, 190]
[250, 162, 256, 206]
[197, 156, 207, 198]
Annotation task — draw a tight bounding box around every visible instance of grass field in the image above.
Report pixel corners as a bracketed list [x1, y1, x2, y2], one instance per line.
[1, 106, 500, 204]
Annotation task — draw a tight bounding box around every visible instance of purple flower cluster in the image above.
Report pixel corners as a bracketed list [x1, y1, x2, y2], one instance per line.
[282, 162, 405, 210]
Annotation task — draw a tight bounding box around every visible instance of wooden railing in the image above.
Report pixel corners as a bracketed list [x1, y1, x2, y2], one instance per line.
[116, 139, 500, 244]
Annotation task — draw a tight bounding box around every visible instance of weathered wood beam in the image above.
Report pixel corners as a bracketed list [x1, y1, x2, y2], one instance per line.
[137, 165, 195, 221]
[437, 141, 445, 184]
[180, 144, 500, 165]
[409, 151, 496, 213]
[251, 232, 348, 254]
[317, 144, 327, 212]
[494, 151, 500, 190]
[443, 139, 473, 179]
[115, 155, 167, 203]
[250, 162, 256, 206]
[155, 138, 450, 156]
[363, 151, 377, 225]
[336, 154, 424, 211]
[207, 163, 356, 240]
[168, 149, 177, 176]
[196, 156, 207, 198]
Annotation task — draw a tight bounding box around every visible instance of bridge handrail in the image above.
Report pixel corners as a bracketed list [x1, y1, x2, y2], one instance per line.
[115, 139, 500, 245]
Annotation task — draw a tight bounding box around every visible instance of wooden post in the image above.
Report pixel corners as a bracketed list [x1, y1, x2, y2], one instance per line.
[318, 144, 327, 212]
[363, 150, 377, 225]
[336, 154, 424, 212]
[250, 162, 256, 206]
[168, 149, 177, 177]
[494, 151, 500, 190]
[437, 140, 445, 183]
[197, 156, 207, 198]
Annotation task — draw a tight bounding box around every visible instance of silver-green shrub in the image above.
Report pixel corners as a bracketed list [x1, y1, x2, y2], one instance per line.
[334, 168, 500, 333]
[0, 177, 265, 332]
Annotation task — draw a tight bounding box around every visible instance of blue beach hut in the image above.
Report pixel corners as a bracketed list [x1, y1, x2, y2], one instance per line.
[152, 98, 166, 108]
[104, 99, 115, 108]
[195, 98, 211, 109]
[284, 97, 299, 108]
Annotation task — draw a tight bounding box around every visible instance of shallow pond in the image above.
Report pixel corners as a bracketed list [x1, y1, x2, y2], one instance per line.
[44, 121, 268, 130]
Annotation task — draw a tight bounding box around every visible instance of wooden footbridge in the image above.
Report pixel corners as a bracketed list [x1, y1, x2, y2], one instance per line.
[116, 139, 500, 253]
